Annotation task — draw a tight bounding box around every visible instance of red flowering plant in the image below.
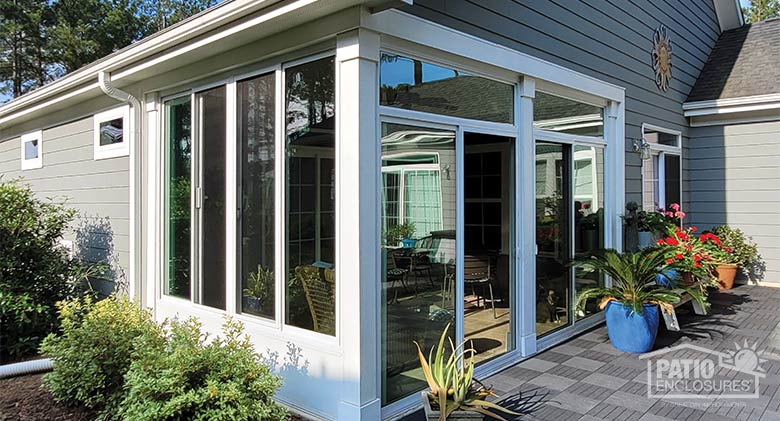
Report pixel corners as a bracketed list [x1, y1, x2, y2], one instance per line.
[655, 225, 720, 289]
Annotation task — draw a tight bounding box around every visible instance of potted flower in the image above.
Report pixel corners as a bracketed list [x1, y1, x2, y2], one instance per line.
[242, 265, 273, 313]
[712, 225, 760, 288]
[386, 222, 417, 248]
[575, 248, 686, 353]
[655, 225, 720, 291]
[417, 324, 519, 420]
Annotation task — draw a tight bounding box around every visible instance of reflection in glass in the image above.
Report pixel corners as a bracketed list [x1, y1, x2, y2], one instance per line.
[642, 154, 661, 212]
[99, 118, 124, 145]
[534, 91, 603, 136]
[464, 133, 514, 365]
[644, 129, 679, 147]
[573, 145, 605, 319]
[24, 139, 39, 160]
[238, 73, 275, 319]
[380, 52, 513, 123]
[285, 56, 336, 335]
[197, 86, 227, 310]
[535, 142, 570, 336]
[664, 154, 681, 207]
[164, 96, 191, 299]
[381, 123, 455, 404]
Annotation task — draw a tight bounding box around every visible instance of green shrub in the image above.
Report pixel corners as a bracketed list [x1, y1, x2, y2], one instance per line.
[0, 178, 96, 360]
[40, 295, 164, 419]
[120, 317, 287, 421]
[712, 225, 760, 268]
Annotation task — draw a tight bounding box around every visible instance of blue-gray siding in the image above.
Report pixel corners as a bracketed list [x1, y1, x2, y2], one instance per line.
[403, 0, 721, 206]
[687, 120, 780, 283]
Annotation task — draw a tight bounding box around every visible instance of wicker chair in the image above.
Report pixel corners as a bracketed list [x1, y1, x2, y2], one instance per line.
[296, 265, 336, 335]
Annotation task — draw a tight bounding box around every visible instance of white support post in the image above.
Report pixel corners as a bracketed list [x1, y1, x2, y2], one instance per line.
[605, 100, 624, 255]
[335, 28, 381, 420]
[144, 93, 159, 311]
[517, 76, 537, 356]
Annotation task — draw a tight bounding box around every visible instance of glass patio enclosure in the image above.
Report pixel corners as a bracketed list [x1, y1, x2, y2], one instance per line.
[145, 15, 625, 420]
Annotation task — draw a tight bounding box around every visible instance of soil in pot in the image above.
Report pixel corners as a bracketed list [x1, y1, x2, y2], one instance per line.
[604, 301, 660, 354]
[716, 264, 738, 290]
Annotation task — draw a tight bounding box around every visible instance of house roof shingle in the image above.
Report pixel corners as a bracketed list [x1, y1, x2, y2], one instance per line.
[687, 18, 780, 102]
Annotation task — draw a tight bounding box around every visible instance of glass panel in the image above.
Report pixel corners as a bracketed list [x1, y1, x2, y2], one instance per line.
[99, 118, 124, 146]
[534, 91, 604, 136]
[574, 145, 605, 319]
[464, 133, 514, 365]
[238, 73, 275, 319]
[285, 56, 336, 335]
[644, 129, 679, 147]
[380, 52, 513, 123]
[642, 154, 660, 212]
[198, 86, 227, 310]
[381, 122, 455, 404]
[164, 96, 192, 299]
[24, 139, 39, 160]
[535, 142, 570, 336]
[664, 154, 681, 208]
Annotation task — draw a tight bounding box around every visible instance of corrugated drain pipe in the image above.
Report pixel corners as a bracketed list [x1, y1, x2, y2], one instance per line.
[0, 358, 53, 379]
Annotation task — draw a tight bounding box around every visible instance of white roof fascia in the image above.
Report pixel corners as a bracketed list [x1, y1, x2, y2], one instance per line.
[683, 93, 780, 116]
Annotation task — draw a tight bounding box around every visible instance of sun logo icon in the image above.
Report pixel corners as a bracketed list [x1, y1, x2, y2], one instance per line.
[723, 340, 768, 375]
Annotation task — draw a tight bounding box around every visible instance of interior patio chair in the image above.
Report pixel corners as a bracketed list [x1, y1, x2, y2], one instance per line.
[463, 255, 498, 319]
[296, 265, 335, 335]
[385, 250, 409, 304]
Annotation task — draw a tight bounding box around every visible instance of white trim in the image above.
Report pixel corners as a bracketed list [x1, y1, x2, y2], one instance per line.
[93, 105, 131, 160]
[640, 124, 682, 212]
[363, 9, 625, 102]
[20, 130, 43, 170]
[533, 128, 607, 146]
[713, 0, 744, 31]
[683, 94, 780, 117]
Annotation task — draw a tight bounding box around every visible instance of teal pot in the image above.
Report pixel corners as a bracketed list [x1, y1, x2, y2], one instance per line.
[605, 301, 660, 354]
[401, 238, 417, 249]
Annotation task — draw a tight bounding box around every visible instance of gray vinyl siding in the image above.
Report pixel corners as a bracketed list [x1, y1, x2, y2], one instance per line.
[402, 0, 721, 206]
[0, 116, 130, 293]
[686, 120, 780, 283]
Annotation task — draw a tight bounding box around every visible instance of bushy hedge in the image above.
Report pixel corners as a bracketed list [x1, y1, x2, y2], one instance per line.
[41, 296, 287, 420]
[0, 178, 95, 360]
[40, 295, 164, 418]
[120, 318, 288, 421]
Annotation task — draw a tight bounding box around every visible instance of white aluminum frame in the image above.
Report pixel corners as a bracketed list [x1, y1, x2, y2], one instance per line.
[641, 123, 683, 211]
[20, 130, 43, 170]
[93, 105, 131, 160]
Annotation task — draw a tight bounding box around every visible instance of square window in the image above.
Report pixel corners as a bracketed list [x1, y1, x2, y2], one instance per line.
[21, 131, 43, 170]
[93, 106, 130, 160]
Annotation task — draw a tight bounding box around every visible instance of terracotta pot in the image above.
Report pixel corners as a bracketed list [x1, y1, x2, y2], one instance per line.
[680, 271, 696, 287]
[716, 264, 738, 290]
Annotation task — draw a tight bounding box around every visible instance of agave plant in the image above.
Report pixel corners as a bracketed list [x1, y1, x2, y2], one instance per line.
[415, 324, 519, 420]
[574, 248, 708, 315]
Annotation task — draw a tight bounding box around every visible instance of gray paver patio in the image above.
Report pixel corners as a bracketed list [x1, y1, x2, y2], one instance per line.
[401, 285, 780, 420]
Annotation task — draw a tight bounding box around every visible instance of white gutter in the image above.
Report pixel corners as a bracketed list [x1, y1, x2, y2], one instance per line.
[98, 72, 141, 302]
[683, 93, 780, 116]
[0, 0, 284, 125]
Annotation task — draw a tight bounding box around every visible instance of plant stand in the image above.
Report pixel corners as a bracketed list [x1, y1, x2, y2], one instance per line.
[421, 392, 484, 420]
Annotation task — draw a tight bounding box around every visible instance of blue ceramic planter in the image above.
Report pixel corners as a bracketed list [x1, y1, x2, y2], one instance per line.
[401, 238, 417, 249]
[656, 269, 680, 288]
[605, 301, 660, 353]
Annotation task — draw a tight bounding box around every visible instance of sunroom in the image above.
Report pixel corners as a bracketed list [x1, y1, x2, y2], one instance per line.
[140, 6, 626, 420]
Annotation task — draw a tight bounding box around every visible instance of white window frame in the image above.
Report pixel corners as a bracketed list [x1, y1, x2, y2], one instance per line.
[93, 105, 130, 160]
[20, 130, 43, 170]
[641, 123, 682, 211]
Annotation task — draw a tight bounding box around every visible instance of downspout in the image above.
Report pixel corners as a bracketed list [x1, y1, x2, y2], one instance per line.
[98, 72, 142, 304]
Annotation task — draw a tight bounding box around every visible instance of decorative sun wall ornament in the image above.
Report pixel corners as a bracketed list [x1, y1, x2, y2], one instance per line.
[652, 25, 673, 92]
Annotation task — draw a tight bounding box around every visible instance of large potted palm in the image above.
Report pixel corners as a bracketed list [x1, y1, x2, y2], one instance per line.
[574, 248, 690, 353]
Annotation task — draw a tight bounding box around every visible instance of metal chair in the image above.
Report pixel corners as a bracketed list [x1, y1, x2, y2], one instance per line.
[385, 250, 410, 303]
[463, 255, 498, 319]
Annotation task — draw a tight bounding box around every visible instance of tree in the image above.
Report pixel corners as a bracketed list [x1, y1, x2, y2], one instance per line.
[0, 0, 56, 98]
[742, 0, 780, 23]
[0, 0, 218, 102]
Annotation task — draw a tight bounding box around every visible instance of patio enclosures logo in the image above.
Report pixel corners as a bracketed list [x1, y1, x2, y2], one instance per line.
[640, 342, 767, 399]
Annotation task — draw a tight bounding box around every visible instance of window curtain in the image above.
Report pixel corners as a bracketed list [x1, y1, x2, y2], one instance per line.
[403, 170, 442, 237]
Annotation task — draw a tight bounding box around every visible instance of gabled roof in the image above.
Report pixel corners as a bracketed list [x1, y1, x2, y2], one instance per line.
[687, 18, 780, 102]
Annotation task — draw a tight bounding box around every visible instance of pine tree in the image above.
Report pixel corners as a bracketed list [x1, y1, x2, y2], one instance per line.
[742, 0, 780, 23]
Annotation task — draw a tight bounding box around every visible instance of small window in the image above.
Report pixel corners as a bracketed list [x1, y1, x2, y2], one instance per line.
[21, 130, 43, 170]
[93, 106, 130, 160]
